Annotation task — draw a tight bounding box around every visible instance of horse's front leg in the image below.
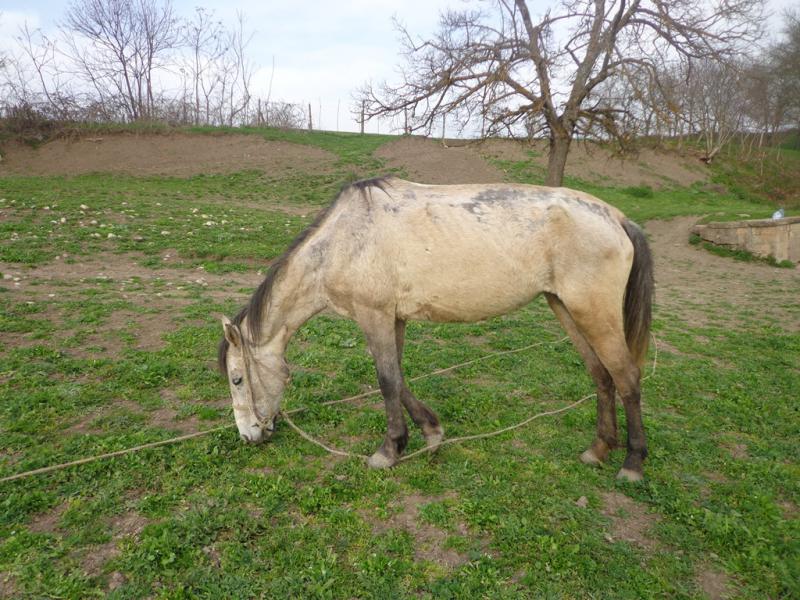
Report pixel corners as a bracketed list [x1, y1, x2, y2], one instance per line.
[358, 310, 408, 469]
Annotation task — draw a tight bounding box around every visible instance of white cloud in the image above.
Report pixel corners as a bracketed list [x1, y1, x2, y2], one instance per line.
[0, 10, 41, 41]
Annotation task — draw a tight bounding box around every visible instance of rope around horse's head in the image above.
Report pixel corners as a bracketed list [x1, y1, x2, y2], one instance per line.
[0, 333, 658, 484]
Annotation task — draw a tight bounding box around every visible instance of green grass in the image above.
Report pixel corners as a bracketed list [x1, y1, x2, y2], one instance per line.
[491, 154, 777, 223]
[1, 129, 798, 599]
[710, 143, 800, 209]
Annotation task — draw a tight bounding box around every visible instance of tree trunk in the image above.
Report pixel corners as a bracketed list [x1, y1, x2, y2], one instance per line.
[545, 134, 571, 187]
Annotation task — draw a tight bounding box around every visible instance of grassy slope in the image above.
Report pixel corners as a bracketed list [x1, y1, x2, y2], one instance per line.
[0, 129, 797, 599]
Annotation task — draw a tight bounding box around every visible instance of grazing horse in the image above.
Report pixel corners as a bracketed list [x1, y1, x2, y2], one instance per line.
[219, 177, 654, 481]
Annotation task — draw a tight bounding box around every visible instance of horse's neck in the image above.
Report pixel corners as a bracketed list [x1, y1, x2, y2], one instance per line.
[251, 256, 325, 354]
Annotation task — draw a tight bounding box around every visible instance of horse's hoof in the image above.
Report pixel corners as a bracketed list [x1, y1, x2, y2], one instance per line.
[424, 425, 444, 450]
[367, 451, 397, 469]
[580, 448, 603, 466]
[616, 468, 644, 482]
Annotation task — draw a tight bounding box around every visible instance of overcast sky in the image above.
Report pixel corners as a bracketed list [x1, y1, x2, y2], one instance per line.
[1, 0, 796, 134]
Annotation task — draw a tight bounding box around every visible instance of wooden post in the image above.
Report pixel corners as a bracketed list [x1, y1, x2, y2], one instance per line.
[360, 100, 365, 135]
[308, 103, 313, 130]
[441, 114, 446, 141]
[404, 107, 408, 134]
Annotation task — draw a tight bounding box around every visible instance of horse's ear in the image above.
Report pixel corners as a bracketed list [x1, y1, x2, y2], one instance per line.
[221, 316, 242, 348]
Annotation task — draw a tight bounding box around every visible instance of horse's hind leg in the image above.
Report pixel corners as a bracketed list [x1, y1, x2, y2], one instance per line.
[395, 319, 444, 448]
[545, 293, 618, 464]
[559, 296, 647, 482]
[356, 309, 409, 469]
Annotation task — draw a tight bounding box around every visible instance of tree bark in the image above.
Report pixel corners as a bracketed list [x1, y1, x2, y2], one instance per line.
[546, 134, 571, 187]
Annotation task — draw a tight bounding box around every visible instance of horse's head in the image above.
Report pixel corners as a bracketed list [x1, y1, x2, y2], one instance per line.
[220, 315, 289, 444]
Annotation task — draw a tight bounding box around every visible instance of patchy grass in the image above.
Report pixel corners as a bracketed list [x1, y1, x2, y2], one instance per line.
[491, 154, 776, 223]
[1, 130, 798, 598]
[689, 233, 795, 269]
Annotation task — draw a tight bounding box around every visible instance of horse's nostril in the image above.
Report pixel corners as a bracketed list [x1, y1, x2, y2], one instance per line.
[239, 434, 250, 443]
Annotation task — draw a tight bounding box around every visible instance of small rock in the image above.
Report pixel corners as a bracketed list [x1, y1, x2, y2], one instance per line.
[575, 496, 589, 508]
[80, 204, 89, 210]
[133, 235, 145, 242]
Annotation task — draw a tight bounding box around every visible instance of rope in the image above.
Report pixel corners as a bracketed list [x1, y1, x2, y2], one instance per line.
[0, 426, 229, 484]
[284, 335, 569, 415]
[280, 333, 659, 463]
[282, 412, 369, 459]
[0, 333, 658, 483]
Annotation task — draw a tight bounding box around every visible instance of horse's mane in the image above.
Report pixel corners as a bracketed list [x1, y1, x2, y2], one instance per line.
[218, 176, 391, 373]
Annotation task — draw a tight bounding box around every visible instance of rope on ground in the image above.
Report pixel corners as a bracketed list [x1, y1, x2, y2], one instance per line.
[285, 335, 570, 415]
[284, 332, 659, 463]
[0, 426, 230, 484]
[0, 333, 658, 483]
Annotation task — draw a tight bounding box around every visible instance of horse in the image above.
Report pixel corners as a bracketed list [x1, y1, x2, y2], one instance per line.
[219, 176, 654, 481]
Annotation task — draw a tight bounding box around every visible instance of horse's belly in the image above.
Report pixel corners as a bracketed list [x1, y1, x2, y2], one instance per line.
[396, 271, 542, 322]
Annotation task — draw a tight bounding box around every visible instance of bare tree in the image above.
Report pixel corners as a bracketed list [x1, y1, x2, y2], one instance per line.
[62, 0, 179, 121]
[770, 11, 800, 143]
[358, 0, 764, 186]
[182, 7, 226, 125]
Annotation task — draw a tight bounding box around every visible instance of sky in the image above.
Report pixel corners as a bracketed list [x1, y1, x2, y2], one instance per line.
[1, 0, 796, 134]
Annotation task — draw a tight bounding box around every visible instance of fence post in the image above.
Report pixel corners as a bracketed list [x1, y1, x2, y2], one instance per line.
[308, 103, 313, 130]
[360, 100, 365, 135]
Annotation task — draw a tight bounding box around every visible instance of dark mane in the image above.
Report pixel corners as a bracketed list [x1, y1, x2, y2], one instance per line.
[218, 176, 392, 373]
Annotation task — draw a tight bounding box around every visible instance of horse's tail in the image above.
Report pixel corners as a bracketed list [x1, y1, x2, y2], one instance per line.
[621, 220, 654, 370]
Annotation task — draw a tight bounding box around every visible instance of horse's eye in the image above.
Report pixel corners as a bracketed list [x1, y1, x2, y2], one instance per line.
[232, 376, 243, 386]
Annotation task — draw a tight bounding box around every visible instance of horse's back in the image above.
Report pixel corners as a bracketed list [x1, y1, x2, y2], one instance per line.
[319, 179, 633, 322]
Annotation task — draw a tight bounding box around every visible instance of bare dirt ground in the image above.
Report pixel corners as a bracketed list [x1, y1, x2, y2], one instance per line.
[646, 217, 800, 330]
[377, 137, 708, 188]
[2, 132, 707, 189]
[376, 137, 507, 184]
[0, 133, 337, 177]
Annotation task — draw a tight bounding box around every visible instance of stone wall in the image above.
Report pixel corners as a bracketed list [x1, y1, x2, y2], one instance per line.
[691, 217, 800, 263]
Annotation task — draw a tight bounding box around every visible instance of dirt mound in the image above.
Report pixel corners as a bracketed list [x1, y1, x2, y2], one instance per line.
[375, 137, 506, 184]
[376, 136, 707, 188]
[0, 133, 337, 177]
[562, 143, 707, 188]
[478, 138, 708, 188]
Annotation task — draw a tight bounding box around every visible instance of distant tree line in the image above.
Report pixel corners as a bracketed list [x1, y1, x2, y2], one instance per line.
[0, 0, 306, 130]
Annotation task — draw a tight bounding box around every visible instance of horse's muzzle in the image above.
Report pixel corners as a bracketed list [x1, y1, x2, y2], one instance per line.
[239, 420, 275, 444]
